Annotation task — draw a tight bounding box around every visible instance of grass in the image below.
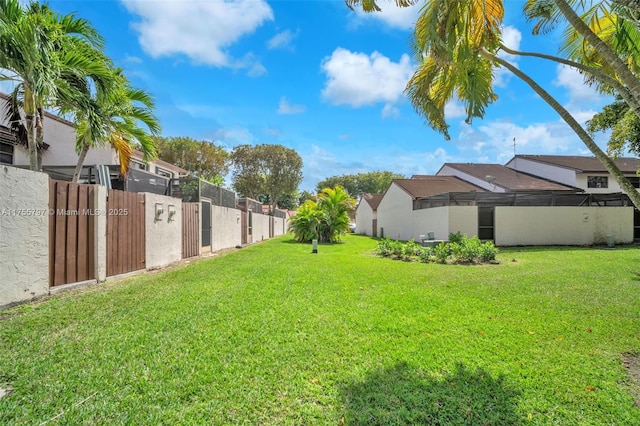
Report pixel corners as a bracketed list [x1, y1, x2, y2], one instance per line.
[1, 235, 639, 425]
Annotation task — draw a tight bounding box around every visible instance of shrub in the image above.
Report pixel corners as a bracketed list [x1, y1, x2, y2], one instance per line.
[433, 242, 450, 264]
[448, 231, 465, 244]
[479, 241, 499, 262]
[374, 235, 499, 265]
[416, 246, 433, 263]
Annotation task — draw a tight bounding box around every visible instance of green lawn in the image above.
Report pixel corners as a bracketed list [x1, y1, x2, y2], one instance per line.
[1, 235, 639, 425]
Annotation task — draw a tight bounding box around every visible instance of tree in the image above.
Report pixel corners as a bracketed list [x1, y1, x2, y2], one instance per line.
[72, 70, 160, 182]
[315, 171, 404, 196]
[231, 144, 303, 212]
[0, 0, 114, 171]
[155, 136, 230, 184]
[347, 0, 640, 209]
[587, 96, 640, 158]
[289, 186, 355, 243]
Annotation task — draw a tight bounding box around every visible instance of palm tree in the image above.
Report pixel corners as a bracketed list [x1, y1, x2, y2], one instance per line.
[71, 70, 160, 182]
[347, 0, 640, 209]
[0, 0, 113, 170]
[316, 186, 355, 242]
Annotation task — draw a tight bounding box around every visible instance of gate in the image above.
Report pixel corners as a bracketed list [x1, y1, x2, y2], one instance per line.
[372, 219, 377, 237]
[49, 179, 95, 286]
[182, 202, 200, 258]
[241, 211, 247, 245]
[201, 200, 211, 249]
[478, 207, 495, 240]
[106, 189, 145, 276]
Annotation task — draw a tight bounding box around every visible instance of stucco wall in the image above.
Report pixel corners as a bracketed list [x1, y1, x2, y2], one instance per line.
[145, 193, 182, 270]
[251, 213, 271, 242]
[448, 206, 478, 238]
[355, 201, 375, 236]
[211, 206, 242, 252]
[0, 166, 50, 308]
[495, 206, 634, 246]
[377, 183, 413, 240]
[411, 207, 449, 241]
[273, 217, 285, 237]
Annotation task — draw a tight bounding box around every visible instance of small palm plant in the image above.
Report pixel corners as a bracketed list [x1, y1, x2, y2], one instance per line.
[289, 186, 355, 243]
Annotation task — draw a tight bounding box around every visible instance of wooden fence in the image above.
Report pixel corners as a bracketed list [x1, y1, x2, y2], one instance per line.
[182, 202, 200, 258]
[49, 180, 95, 286]
[106, 189, 145, 276]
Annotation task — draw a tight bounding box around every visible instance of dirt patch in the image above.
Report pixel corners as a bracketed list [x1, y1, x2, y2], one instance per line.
[622, 352, 640, 408]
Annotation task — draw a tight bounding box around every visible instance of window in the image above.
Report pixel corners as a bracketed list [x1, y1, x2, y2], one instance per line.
[155, 166, 173, 178]
[587, 176, 608, 188]
[130, 160, 148, 171]
[628, 176, 640, 189]
[0, 142, 14, 165]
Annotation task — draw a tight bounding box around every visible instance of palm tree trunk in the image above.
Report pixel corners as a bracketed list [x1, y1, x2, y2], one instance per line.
[482, 49, 640, 210]
[23, 86, 38, 171]
[552, 0, 640, 119]
[72, 144, 90, 183]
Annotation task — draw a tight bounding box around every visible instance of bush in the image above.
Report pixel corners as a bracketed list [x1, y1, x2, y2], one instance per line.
[375, 234, 499, 265]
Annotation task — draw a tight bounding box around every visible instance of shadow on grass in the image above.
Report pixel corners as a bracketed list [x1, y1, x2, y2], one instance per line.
[339, 362, 523, 425]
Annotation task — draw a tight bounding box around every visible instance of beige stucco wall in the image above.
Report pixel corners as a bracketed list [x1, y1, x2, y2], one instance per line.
[495, 206, 634, 246]
[145, 193, 182, 270]
[211, 206, 242, 252]
[355, 200, 375, 236]
[411, 207, 449, 241]
[0, 166, 50, 308]
[252, 213, 271, 242]
[377, 183, 413, 240]
[447, 206, 478, 238]
[273, 216, 285, 237]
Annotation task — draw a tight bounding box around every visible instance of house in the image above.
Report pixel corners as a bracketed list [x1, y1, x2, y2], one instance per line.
[506, 155, 640, 194]
[354, 193, 383, 236]
[376, 177, 485, 241]
[0, 92, 187, 193]
[435, 163, 578, 192]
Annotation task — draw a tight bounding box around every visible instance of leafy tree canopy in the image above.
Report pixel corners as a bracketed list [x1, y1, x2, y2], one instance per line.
[231, 144, 303, 210]
[587, 96, 640, 158]
[315, 171, 404, 197]
[155, 136, 230, 184]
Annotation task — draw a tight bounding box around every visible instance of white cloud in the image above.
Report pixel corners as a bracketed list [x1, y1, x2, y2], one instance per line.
[122, 0, 273, 68]
[381, 103, 400, 118]
[321, 48, 414, 109]
[267, 29, 299, 50]
[445, 100, 466, 119]
[213, 126, 258, 147]
[350, 3, 421, 30]
[553, 64, 611, 124]
[278, 97, 306, 114]
[493, 26, 522, 88]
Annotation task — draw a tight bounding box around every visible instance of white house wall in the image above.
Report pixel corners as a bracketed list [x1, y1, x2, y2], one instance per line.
[494, 206, 633, 246]
[355, 201, 375, 236]
[145, 193, 182, 270]
[12, 115, 117, 167]
[506, 158, 576, 186]
[0, 166, 49, 308]
[273, 217, 286, 237]
[377, 183, 413, 240]
[437, 165, 506, 192]
[448, 206, 479, 238]
[574, 173, 640, 194]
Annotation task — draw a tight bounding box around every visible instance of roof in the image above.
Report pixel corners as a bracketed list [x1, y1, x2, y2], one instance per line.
[392, 176, 484, 199]
[439, 163, 577, 191]
[361, 193, 383, 210]
[512, 155, 640, 173]
[133, 150, 189, 175]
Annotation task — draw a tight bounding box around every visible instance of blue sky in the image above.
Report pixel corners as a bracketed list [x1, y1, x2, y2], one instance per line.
[48, 0, 614, 191]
